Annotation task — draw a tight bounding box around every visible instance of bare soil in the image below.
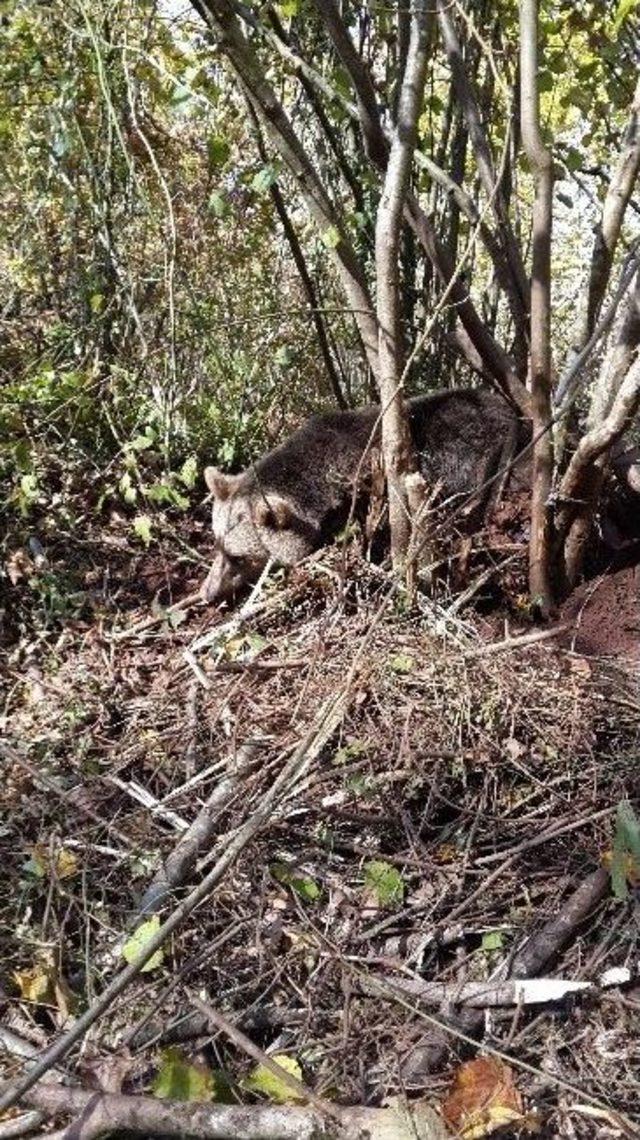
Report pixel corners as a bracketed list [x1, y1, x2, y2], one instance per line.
[560, 564, 640, 669]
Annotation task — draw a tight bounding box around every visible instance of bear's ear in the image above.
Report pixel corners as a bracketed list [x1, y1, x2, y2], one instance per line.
[255, 493, 296, 531]
[204, 467, 236, 500]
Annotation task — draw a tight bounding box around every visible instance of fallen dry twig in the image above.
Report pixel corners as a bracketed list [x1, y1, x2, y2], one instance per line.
[0, 621, 368, 1116]
[359, 973, 592, 1008]
[509, 867, 610, 977]
[110, 589, 205, 643]
[12, 1082, 447, 1140]
[136, 739, 269, 918]
[463, 623, 568, 658]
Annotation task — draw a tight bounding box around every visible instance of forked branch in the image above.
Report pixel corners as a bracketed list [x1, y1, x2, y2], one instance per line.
[577, 77, 640, 350]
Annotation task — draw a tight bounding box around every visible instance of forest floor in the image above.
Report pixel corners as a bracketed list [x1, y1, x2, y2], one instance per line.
[1, 515, 639, 1139]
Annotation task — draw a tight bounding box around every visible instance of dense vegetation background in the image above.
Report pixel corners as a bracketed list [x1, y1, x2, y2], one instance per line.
[2, 0, 639, 593]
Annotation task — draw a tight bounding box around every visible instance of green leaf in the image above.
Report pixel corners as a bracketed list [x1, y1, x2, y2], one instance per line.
[167, 608, 187, 629]
[122, 916, 163, 972]
[321, 225, 341, 249]
[564, 146, 584, 172]
[243, 1055, 304, 1103]
[179, 455, 198, 489]
[481, 930, 505, 952]
[18, 473, 39, 511]
[145, 480, 189, 510]
[611, 799, 640, 899]
[207, 135, 230, 167]
[610, 841, 628, 900]
[153, 1048, 213, 1101]
[208, 191, 229, 218]
[350, 210, 369, 231]
[388, 653, 415, 674]
[346, 773, 371, 795]
[617, 799, 640, 856]
[271, 862, 321, 902]
[274, 345, 294, 367]
[363, 860, 404, 908]
[119, 471, 137, 505]
[277, 0, 300, 17]
[129, 430, 156, 452]
[332, 739, 367, 765]
[332, 66, 353, 102]
[89, 292, 104, 313]
[251, 165, 278, 195]
[133, 515, 153, 548]
[613, 0, 639, 33]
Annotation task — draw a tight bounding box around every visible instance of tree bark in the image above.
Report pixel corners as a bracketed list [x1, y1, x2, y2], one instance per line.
[588, 266, 640, 428]
[310, 0, 388, 169]
[520, 0, 554, 615]
[375, 0, 432, 572]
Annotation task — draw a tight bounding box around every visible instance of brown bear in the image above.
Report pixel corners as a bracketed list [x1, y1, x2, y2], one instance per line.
[201, 388, 529, 603]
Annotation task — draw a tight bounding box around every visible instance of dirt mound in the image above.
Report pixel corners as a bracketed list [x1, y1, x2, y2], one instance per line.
[560, 564, 640, 668]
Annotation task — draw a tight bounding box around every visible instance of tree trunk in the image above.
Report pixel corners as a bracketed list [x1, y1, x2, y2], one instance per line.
[375, 0, 432, 572]
[436, 0, 530, 342]
[519, 0, 554, 615]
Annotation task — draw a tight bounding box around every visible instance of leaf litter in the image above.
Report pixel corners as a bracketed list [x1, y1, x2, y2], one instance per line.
[2, 535, 639, 1135]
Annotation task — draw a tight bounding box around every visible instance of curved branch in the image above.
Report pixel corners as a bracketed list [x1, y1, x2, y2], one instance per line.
[560, 349, 640, 503]
[266, 6, 368, 216]
[588, 264, 640, 428]
[436, 0, 530, 332]
[577, 77, 640, 348]
[192, 0, 381, 378]
[246, 101, 348, 408]
[554, 245, 640, 411]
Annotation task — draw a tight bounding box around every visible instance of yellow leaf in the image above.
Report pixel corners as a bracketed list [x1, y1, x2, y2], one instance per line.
[29, 844, 78, 880]
[243, 1055, 305, 1104]
[122, 916, 164, 972]
[435, 843, 458, 864]
[602, 848, 640, 883]
[13, 965, 56, 1006]
[13, 955, 76, 1019]
[57, 849, 78, 878]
